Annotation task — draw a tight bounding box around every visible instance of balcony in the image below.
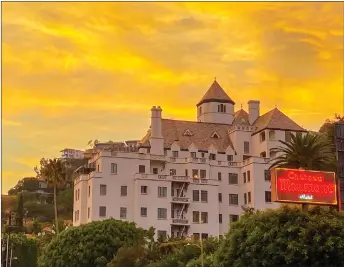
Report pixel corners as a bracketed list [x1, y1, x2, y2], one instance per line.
[171, 218, 189, 225]
[171, 196, 190, 204]
[193, 178, 208, 184]
[172, 176, 189, 182]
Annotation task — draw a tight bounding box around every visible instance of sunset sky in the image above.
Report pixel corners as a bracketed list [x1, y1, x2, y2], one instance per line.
[2, 2, 343, 193]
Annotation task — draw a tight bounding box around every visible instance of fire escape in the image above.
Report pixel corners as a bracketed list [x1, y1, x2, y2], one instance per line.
[170, 177, 190, 238]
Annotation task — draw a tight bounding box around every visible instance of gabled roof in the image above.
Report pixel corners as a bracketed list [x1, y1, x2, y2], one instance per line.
[197, 80, 235, 107]
[140, 119, 235, 152]
[252, 108, 306, 135]
[233, 109, 250, 126]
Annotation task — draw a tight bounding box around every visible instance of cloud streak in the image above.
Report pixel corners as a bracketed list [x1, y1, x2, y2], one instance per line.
[2, 2, 343, 193]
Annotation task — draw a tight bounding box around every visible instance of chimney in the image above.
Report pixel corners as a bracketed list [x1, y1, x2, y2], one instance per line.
[248, 100, 260, 124]
[149, 106, 164, 155]
[151, 106, 162, 138]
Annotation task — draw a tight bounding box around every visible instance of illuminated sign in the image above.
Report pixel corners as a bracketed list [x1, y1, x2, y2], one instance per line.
[271, 168, 337, 205]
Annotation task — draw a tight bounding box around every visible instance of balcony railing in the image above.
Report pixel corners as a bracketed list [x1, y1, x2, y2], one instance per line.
[171, 218, 189, 225]
[172, 176, 189, 181]
[171, 197, 190, 203]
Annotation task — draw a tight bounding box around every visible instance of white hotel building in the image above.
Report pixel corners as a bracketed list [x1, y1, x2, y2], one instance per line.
[73, 80, 307, 239]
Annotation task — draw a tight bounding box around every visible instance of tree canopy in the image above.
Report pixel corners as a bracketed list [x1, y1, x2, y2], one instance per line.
[38, 219, 148, 267]
[213, 205, 344, 267]
[270, 132, 336, 171]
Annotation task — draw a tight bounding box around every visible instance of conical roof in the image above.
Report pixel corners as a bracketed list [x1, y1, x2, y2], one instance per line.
[197, 80, 235, 107]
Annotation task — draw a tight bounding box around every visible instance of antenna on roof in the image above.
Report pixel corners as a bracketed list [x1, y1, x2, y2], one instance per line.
[214, 77, 216, 81]
[241, 103, 243, 109]
[275, 105, 277, 108]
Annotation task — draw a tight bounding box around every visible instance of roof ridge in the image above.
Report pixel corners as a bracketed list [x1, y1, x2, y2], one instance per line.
[162, 118, 232, 126]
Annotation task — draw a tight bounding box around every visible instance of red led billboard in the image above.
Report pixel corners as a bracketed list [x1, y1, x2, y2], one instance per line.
[271, 168, 337, 205]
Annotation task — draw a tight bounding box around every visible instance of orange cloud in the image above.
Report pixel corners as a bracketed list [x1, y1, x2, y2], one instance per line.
[2, 2, 343, 193]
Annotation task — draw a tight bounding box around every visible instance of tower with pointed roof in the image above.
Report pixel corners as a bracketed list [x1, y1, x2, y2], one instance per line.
[197, 80, 235, 124]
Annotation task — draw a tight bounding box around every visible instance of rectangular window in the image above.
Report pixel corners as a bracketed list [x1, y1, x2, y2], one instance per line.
[153, 168, 158, 174]
[248, 192, 251, 203]
[244, 141, 250, 154]
[157, 230, 167, 239]
[209, 153, 216, 160]
[141, 207, 147, 217]
[227, 155, 233, 162]
[170, 169, 176, 175]
[265, 170, 271, 181]
[218, 193, 222, 203]
[200, 170, 206, 179]
[247, 171, 251, 182]
[99, 206, 106, 217]
[201, 190, 208, 202]
[260, 131, 266, 142]
[193, 190, 200, 201]
[265, 191, 272, 203]
[243, 172, 247, 183]
[201, 233, 208, 239]
[158, 187, 167, 197]
[229, 214, 239, 223]
[141, 186, 148, 194]
[100, 184, 107, 196]
[111, 163, 117, 174]
[201, 152, 205, 158]
[120, 207, 127, 219]
[87, 207, 90, 219]
[244, 193, 247, 205]
[218, 172, 222, 181]
[139, 165, 146, 173]
[192, 169, 199, 178]
[191, 152, 197, 158]
[75, 189, 77, 201]
[88, 186, 91, 197]
[228, 173, 238, 185]
[97, 165, 100, 172]
[193, 211, 200, 223]
[121, 186, 127, 196]
[157, 208, 167, 219]
[219, 214, 222, 223]
[77, 189, 80, 200]
[172, 151, 179, 158]
[229, 194, 239, 205]
[285, 131, 292, 142]
[193, 233, 200, 240]
[185, 169, 188, 176]
[201, 212, 208, 223]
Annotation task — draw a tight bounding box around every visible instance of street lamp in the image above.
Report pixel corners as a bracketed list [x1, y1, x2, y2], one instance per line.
[186, 237, 204, 267]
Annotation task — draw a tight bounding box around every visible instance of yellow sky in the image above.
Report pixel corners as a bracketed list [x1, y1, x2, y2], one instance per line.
[2, 2, 343, 193]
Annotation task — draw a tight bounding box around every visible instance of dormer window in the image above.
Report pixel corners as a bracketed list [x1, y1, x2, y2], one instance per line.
[183, 129, 193, 136]
[211, 131, 220, 139]
[217, 104, 226, 113]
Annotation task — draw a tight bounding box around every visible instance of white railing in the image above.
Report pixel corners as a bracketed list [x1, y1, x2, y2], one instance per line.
[171, 197, 190, 203]
[172, 218, 189, 225]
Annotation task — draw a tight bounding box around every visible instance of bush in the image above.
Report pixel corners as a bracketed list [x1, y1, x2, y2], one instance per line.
[6, 233, 38, 267]
[213, 206, 344, 267]
[38, 219, 148, 267]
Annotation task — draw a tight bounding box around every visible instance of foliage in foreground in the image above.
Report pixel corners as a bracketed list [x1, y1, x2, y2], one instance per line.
[4, 233, 38, 267]
[213, 205, 344, 267]
[38, 219, 148, 267]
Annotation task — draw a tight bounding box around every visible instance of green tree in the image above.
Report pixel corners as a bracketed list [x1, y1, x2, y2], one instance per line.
[38, 219, 148, 267]
[107, 245, 146, 267]
[270, 132, 335, 171]
[15, 193, 24, 232]
[213, 206, 344, 267]
[7, 233, 38, 267]
[57, 187, 73, 218]
[34, 158, 67, 235]
[319, 113, 344, 150]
